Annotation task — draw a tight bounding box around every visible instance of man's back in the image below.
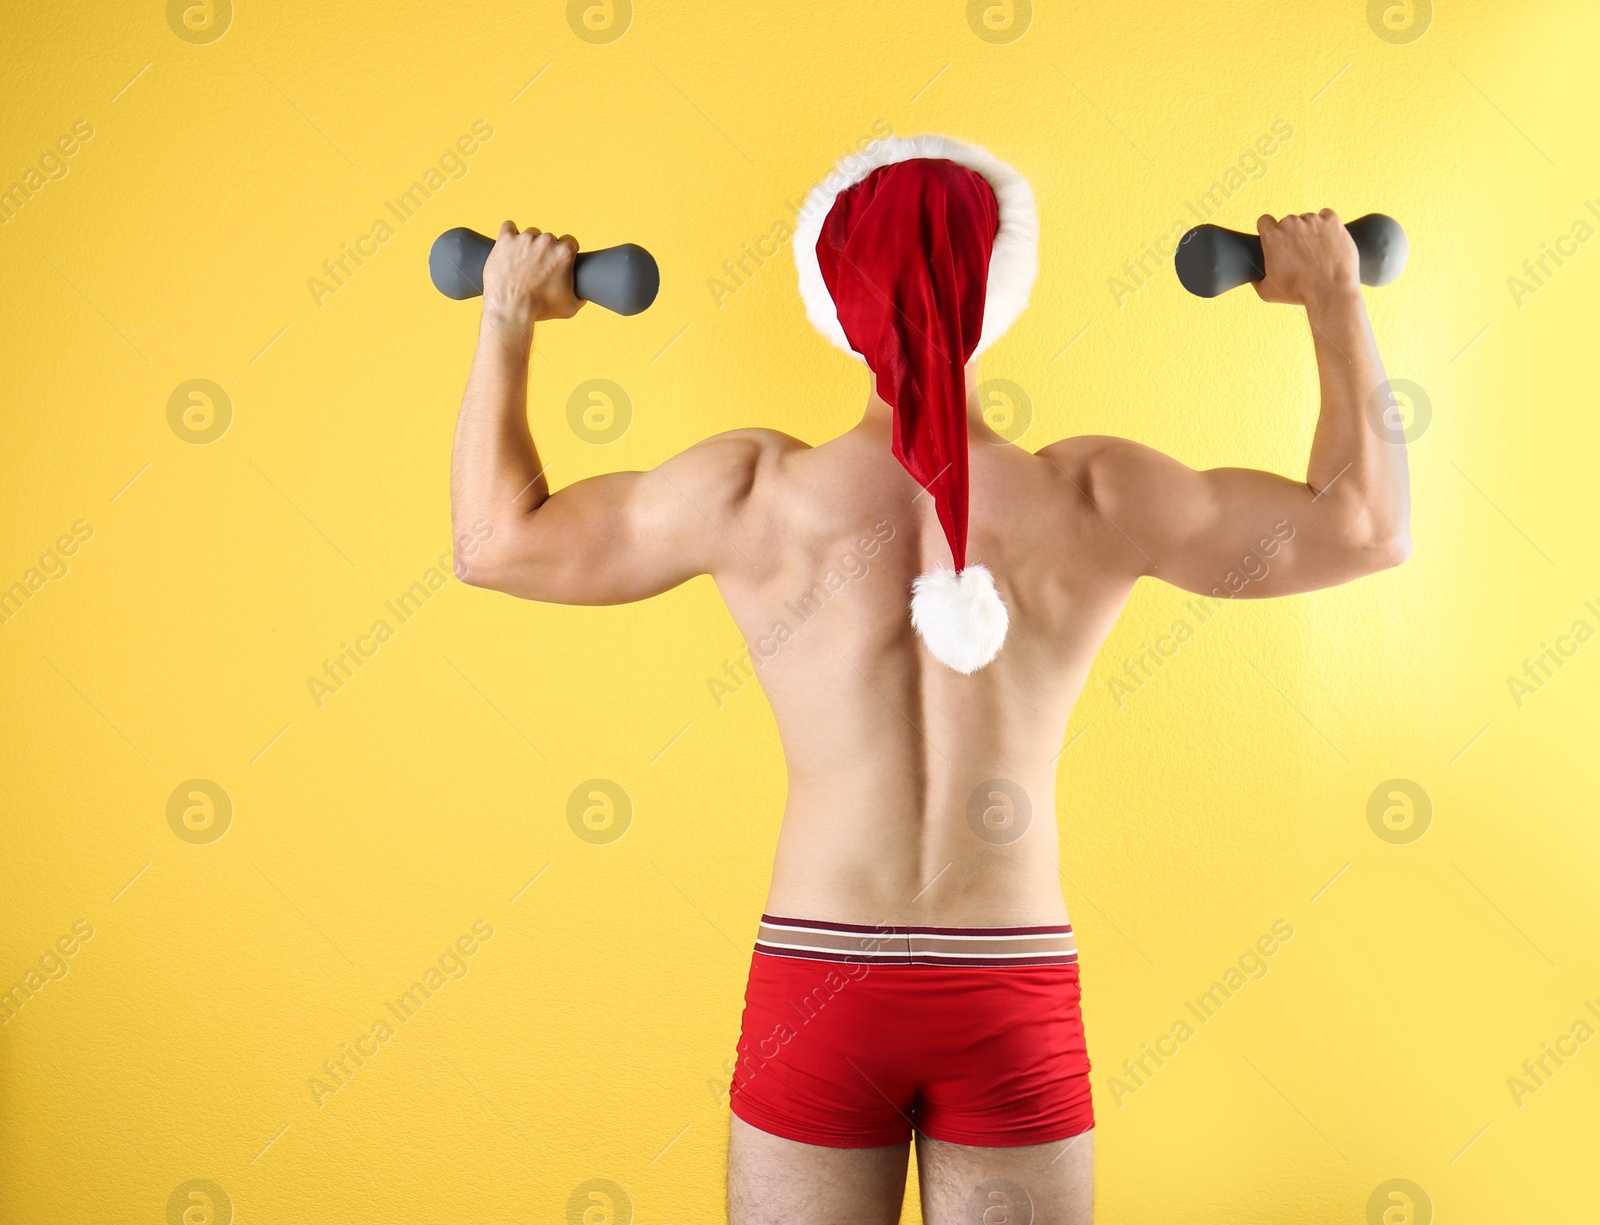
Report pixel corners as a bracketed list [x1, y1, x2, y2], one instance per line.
[721, 405, 1126, 927]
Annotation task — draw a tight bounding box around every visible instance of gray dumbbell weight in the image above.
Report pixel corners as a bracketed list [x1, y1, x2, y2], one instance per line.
[429, 227, 660, 316]
[1175, 213, 1408, 298]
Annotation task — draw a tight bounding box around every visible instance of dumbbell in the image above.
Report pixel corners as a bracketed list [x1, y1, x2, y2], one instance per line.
[429, 227, 660, 315]
[1175, 213, 1408, 298]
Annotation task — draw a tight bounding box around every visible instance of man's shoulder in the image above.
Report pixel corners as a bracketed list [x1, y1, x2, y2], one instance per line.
[667, 427, 807, 471]
[1032, 433, 1149, 493]
[698, 426, 811, 457]
[1030, 434, 1194, 536]
[1033, 433, 1140, 466]
[656, 428, 809, 516]
[681, 427, 808, 482]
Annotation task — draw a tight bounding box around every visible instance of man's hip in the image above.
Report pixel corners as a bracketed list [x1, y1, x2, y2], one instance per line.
[729, 914, 1094, 1149]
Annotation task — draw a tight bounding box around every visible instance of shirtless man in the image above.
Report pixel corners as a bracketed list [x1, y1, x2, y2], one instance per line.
[449, 137, 1410, 1224]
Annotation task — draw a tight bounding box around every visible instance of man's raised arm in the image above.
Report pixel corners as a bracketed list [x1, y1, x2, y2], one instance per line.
[449, 221, 769, 605]
[1043, 209, 1411, 598]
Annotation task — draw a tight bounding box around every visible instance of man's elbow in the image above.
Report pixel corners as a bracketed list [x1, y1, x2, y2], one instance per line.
[1350, 512, 1412, 574]
[451, 517, 539, 594]
[450, 540, 507, 591]
[1327, 492, 1410, 575]
[456, 555, 512, 592]
[1369, 528, 1412, 572]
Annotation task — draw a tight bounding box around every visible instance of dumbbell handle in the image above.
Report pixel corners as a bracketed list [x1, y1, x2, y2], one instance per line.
[1175, 213, 1408, 298]
[428, 227, 660, 316]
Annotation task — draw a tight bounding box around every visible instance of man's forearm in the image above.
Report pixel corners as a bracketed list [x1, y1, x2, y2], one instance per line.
[450, 319, 546, 554]
[1303, 291, 1410, 549]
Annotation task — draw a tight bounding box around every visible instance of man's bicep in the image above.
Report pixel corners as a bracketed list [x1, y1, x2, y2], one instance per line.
[486, 469, 707, 604]
[1067, 437, 1374, 598]
[467, 436, 763, 605]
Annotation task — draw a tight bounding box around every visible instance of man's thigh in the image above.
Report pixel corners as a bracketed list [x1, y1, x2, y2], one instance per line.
[728, 1114, 909, 1225]
[915, 1128, 1094, 1225]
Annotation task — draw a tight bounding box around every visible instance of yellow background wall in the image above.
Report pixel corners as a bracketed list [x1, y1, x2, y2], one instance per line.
[3, 2, 1596, 1222]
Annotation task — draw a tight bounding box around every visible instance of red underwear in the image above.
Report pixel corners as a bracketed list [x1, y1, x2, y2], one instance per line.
[729, 914, 1094, 1148]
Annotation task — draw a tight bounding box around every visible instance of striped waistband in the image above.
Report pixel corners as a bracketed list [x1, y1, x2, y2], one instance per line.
[754, 914, 1077, 967]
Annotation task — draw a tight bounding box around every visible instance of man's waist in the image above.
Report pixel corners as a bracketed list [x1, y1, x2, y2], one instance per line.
[752, 913, 1078, 967]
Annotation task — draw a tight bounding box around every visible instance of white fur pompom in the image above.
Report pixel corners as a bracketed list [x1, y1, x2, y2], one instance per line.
[909, 564, 1010, 674]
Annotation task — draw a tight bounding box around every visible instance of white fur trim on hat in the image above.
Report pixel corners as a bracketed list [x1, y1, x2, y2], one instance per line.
[793, 134, 1039, 360]
[910, 564, 1010, 674]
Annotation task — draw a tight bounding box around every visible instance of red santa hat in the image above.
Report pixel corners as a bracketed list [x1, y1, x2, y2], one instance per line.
[793, 135, 1039, 673]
